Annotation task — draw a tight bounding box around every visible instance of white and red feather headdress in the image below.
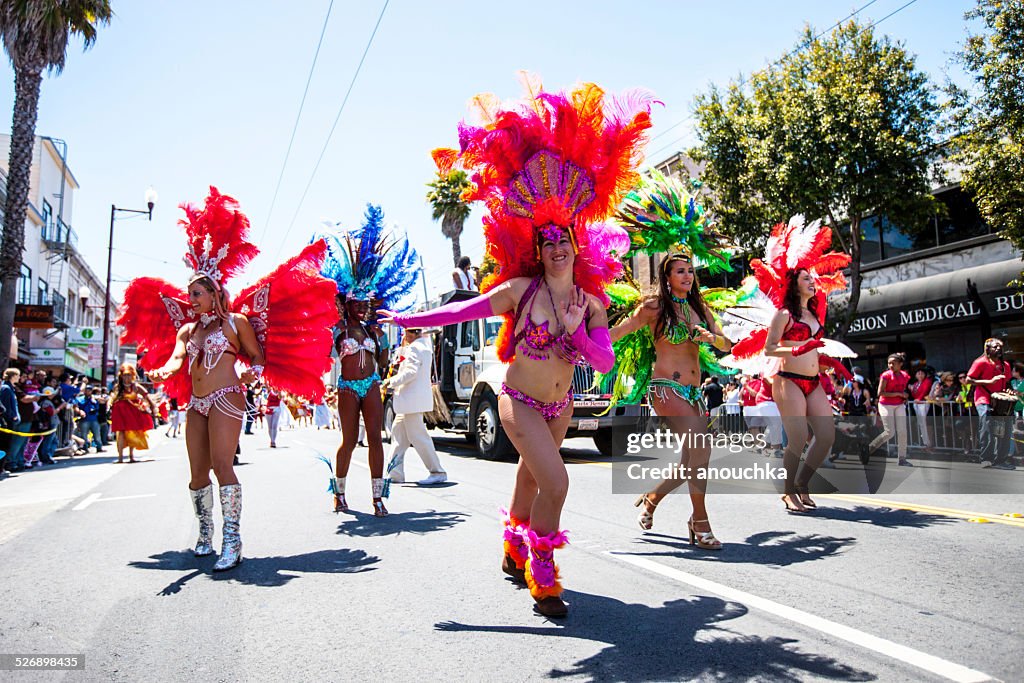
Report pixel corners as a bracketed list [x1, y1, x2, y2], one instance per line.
[180, 187, 260, 290]
[749, 215, 851, 318]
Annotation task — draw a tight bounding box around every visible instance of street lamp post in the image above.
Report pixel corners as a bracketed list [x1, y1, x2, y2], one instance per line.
[101, 187, 157, 388]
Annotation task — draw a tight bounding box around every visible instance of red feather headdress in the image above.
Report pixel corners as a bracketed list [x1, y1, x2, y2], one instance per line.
[749, 216, 851, 322]
[433, 72, 657, 361]
[180, 187, 260, 290]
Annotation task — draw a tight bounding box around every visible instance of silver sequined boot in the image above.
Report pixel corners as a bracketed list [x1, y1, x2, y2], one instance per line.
[213, 484, 243, 571]
[371, 477, 388, 517]
[188, 484, 215, 556]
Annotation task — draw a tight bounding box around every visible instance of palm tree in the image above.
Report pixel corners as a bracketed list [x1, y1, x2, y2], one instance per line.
[426, 169, 471, 266]
[0, 1, 112, 370]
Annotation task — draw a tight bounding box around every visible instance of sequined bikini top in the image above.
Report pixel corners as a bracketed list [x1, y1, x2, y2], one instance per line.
[337, 326, 379, 370]
[661, 298, 707, 346]
[780, 318, 824, 342]
[186, 318, 238, 373]
[340, 336, 377, 358]
[512, 276, 586, 363]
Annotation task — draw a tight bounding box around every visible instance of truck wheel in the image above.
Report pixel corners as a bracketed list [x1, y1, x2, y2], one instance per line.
[473, 392, 515, 461]
[593, 429, 615, 458]
[382, 396, 395, 444]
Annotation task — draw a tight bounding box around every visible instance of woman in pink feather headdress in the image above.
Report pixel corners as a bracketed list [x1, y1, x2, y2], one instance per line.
[380, 74, 654, 617]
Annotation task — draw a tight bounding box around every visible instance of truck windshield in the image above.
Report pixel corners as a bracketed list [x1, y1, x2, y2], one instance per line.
[484, 317, 502, 347]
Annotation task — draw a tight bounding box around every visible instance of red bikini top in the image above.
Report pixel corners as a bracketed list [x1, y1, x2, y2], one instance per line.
[780, 319, 824, 342]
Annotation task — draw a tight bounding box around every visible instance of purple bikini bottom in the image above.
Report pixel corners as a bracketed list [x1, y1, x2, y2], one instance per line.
[500, 383, 572, 422]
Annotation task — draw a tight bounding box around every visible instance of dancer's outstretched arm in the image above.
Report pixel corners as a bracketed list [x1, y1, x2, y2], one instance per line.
[378, 280, 519, 328]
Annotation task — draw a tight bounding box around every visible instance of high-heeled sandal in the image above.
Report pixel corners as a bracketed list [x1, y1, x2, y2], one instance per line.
[633, 494, 657, 530]
[687, 518, 722, 550]
[795, 486, 817, 509]
[333, 493, 348, 513]
[372, 498, 388, 517]
[781, 494, 807, 513]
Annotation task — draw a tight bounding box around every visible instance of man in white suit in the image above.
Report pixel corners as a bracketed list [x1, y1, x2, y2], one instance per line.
[384, 328, 448, 485]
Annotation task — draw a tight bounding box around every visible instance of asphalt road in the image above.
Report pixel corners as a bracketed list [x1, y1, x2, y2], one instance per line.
[0, 423, 1021, 682]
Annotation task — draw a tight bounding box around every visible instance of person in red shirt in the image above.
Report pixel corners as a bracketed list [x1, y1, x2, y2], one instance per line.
[264, 388, 283, 448]
[910, 368, 935, 450]
[967, 338, 1013, 468]
[868, 353, 913, 466]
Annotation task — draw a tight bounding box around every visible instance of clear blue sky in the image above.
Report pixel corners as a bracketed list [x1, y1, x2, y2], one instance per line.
[0, 0, 976, 303]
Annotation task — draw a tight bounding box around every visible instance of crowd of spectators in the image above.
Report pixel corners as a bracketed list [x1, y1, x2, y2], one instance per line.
[0, 368, 168, 480]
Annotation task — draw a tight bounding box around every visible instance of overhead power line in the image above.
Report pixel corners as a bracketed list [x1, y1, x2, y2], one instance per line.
[259, 0, 336, 245]
[647, 0, 919, 161]
[276, 0, 391, 258]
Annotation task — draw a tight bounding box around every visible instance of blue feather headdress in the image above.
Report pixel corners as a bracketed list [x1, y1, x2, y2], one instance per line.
[315, 204, 420, 312]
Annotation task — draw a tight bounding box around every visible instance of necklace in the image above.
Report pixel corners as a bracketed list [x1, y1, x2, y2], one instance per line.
[199, 312, 218, 327]
[670, 293, 688, 306]
[544, 281, 567, 334]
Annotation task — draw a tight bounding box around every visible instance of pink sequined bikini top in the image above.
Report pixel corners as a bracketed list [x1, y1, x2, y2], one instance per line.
[512, 276, 588, 362]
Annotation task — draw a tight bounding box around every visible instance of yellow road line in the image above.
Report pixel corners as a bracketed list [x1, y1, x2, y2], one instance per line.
[563, 457, 613, 468]
[821, 493, 1024, 528]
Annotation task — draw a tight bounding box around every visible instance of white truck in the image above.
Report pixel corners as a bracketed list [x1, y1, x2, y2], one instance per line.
[383, 289, 646, 460]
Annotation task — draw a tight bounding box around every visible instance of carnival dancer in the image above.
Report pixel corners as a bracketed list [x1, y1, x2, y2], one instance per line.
[316, 205, 419, 517]
[109, 364, 157, 463]
[722, 217, 854, 513]
[120, 187, 336, 571]
[380, 74, 651, 617]
[599, 171, 735, 549]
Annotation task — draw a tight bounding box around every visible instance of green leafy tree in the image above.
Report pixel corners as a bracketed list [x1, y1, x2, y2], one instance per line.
[426, 169, 472, 267]
[947, 0, 1024, 260]
[0, 1, 113, 370]
[692, 20, 938, 337]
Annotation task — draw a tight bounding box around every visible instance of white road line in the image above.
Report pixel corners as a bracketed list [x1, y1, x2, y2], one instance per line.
[609, 552, 997, 683]
[72, 493, 156, 511]
[71, 493, 102, 511]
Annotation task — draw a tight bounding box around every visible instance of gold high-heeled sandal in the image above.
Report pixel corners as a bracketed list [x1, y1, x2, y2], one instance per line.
[634, 494, 657, 530]
[794, 486, 817, 509]
[687, 518, 722, 550]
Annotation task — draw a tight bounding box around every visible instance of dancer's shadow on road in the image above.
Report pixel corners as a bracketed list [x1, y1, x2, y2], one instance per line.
[336, 509, 468, 537]
[129, 548, 379, 595]
[808, 504, 956, 529]
[436, 592, 873, 682]
[631, 530, 856, 567]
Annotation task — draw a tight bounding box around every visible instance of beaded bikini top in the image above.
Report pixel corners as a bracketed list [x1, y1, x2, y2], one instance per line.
[662, 298, 707, 346]
[512, 276, 586, 363]
[186, 318, 238, 373]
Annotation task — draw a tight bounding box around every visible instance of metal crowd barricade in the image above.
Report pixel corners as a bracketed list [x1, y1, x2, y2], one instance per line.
[52, 404, 78, 457]
[904, 399, 978, 454]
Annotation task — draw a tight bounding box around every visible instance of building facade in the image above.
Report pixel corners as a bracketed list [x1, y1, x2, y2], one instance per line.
[0, 135, 119, 379]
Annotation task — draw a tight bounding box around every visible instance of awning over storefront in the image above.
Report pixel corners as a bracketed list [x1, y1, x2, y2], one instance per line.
[846, 258, 1023, 337]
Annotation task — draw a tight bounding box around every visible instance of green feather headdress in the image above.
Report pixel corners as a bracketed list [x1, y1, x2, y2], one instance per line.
[616, 169, 733, 273]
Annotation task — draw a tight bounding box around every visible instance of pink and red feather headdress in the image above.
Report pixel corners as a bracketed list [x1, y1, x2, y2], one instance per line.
[432, 72, 656, 361]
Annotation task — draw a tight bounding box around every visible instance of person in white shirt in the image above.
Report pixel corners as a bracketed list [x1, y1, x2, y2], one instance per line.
[452, 256, 477, 291]
[384, 328, 448, 485]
